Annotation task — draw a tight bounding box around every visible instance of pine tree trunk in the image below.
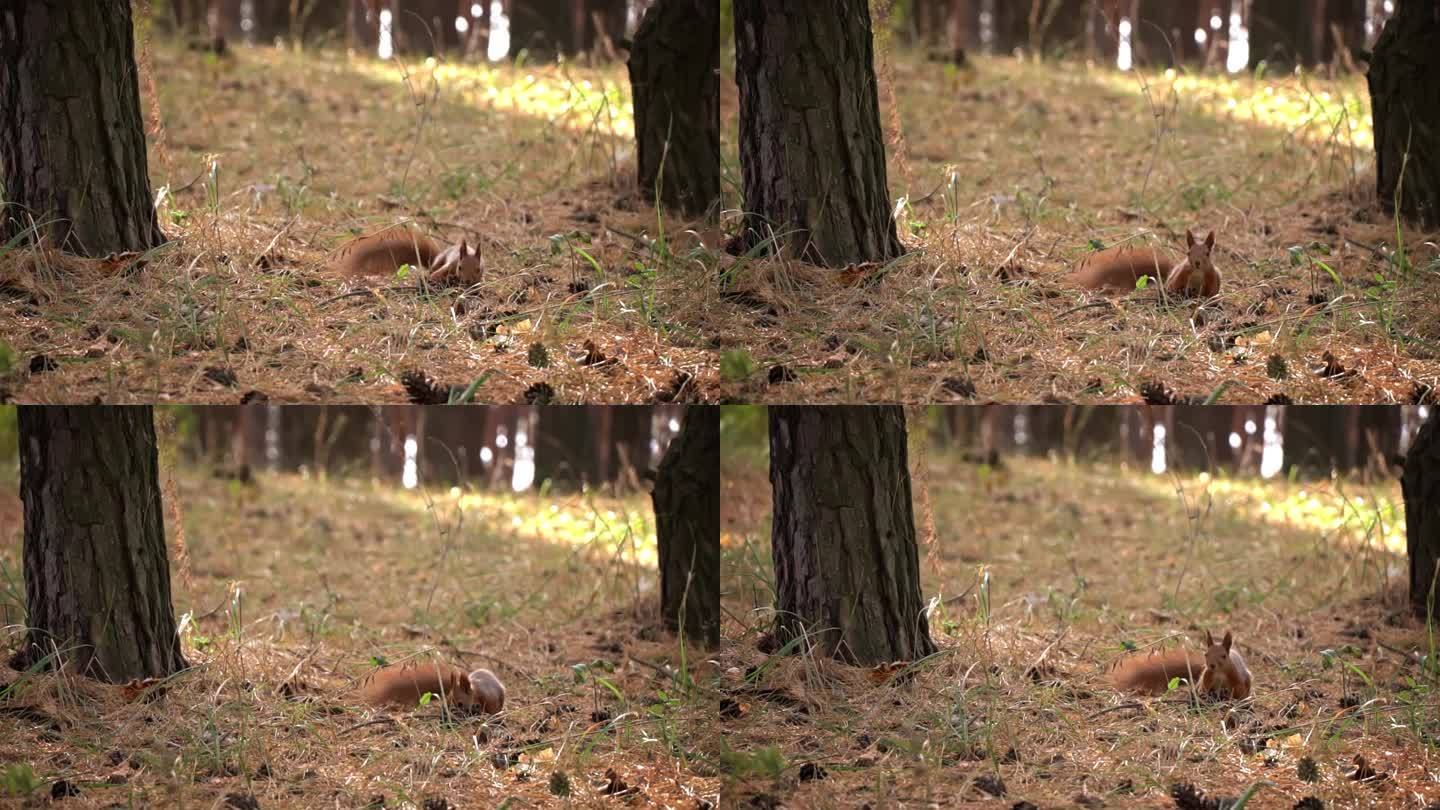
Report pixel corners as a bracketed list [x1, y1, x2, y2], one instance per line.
[0, 1, 165, 256]
[533, 406, 593, 490]
[1403, 409, 1440, 619]
[768, 406, 936, 664]
[733, 0, 904, 266]
[626, 0, 720, 218]
[507, 0, 576, 58]
[652, 406, 720, 647]
[17, 406, 187, 682]
[1367, 0, 1440, 228]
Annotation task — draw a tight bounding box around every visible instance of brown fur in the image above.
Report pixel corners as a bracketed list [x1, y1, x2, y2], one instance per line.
[357, 663, 505, 713]
[1108, 630, 1251, 699]
[1070, 229, 1220, 297]
[329, 226, 483, 286]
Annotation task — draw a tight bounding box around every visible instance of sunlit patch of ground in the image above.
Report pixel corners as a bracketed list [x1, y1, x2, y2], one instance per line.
[719, 445, 1437, 808]
[0, 41, 721, 404]
[0, 466, 718, 807]
[716, 52, 1440, 404]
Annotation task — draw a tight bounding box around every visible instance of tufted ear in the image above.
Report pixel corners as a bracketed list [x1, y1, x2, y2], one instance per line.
[1186, 229, 1196, 248]
[1222, 631, 1232, 652]
[1205, 230, 1216, 249]
[1205, 629, 1214, 646]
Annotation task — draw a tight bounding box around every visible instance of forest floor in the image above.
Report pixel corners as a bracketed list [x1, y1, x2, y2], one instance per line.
[0, 460, 719, 807]
[715, 51, 1440, 404]
[6, 43, 1438, 406]
[719, 437, 1438, 808]
[0, 39, 721, 404]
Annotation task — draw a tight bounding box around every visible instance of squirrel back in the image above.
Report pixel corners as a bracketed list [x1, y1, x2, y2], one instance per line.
[329, 226, 483, 285]
[1108, 629, 1250, 699]
[1070, 229, 1218, 297]
[357, 662, 505, 713]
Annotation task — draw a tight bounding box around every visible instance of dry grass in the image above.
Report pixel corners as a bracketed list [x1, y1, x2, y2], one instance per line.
[719, 437, 1439, 808]
[0, 40, 723, 404]
[716, 52, 1440, 404]
[0, 463, 719, 807]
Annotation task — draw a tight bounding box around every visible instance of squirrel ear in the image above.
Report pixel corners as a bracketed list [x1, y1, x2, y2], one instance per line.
[1222, 631, 1232, 651]
[1205, 230, 1216, 248]
[1205, 630, 1214, 646]
[1186, 229, 1196, 247]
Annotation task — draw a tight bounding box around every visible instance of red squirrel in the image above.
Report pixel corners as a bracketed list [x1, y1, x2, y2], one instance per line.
[1108, 630, 1251, 700]
[329, 226, 483, 286]
[1070, 229, 1220, 298]
[357, 662, 506, 713]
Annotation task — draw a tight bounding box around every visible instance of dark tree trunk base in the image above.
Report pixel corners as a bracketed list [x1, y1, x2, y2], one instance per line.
[1367, 1, 1440, 229]
[0, 2, 165, 255]
[734, 0, 905, 267]
[768, 406, 936, 665]
[1404, 410, 1440, 620]
[652, 406, 720, 647]
[627, 0, 721, 219]
[18, 406, 187, 683]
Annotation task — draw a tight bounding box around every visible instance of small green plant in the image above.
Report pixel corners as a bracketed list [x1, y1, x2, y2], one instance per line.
[721, 349, 757, 384]
[1, 763, 41, 797]
[548, 770, 571, 797]
[719, 745, 787, 780]
[0, 341, 14, 375]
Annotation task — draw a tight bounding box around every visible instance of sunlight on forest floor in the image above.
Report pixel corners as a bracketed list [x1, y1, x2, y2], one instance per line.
[719, 449, 1435, 808]
[0, 466, 717, 807]
[355, 477, 659, 567]
[348, 55, 637, 140]
[1088, 66, 1374, 151]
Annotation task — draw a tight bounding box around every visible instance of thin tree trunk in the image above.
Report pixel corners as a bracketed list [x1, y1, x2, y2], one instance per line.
[533, 407, 592, 490]
[1367, 0, 1440, 228]
[1403, 409, 1440, 619]
[733, 0, 904, 266]
[0, 2, 165, 255]
[17, 406, 187, 682]
[627, 0, 720, 218]
[652, 406, 720, 646]
[768, 406, 936, 664]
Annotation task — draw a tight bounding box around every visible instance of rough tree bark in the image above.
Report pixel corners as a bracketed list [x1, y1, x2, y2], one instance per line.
[16, 406, 187, 682]
[626, 0, 720, 218]
[768, 406, 936, 664]
[1367, 0, 1440, 228]
[1403, 408, 1440, 619]
[0, 2, 165, 256]
[733, 0, 904, 266]
[652, 406, 720, 647]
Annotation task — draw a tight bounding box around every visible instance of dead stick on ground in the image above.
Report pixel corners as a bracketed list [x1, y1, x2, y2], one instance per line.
[254, 215, 299, 269]
[1087, 701, 1144, 720]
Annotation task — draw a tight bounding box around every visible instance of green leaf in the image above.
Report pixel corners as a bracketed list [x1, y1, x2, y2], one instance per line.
[450, 372, 493, 404]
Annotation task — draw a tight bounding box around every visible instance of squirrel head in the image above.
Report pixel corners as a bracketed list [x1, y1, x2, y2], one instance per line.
[1184, 228, 1217, 273]
[466, 668, 506, 713]
[1203, 629, 1233, 668]
[429, 238, 484, 285]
